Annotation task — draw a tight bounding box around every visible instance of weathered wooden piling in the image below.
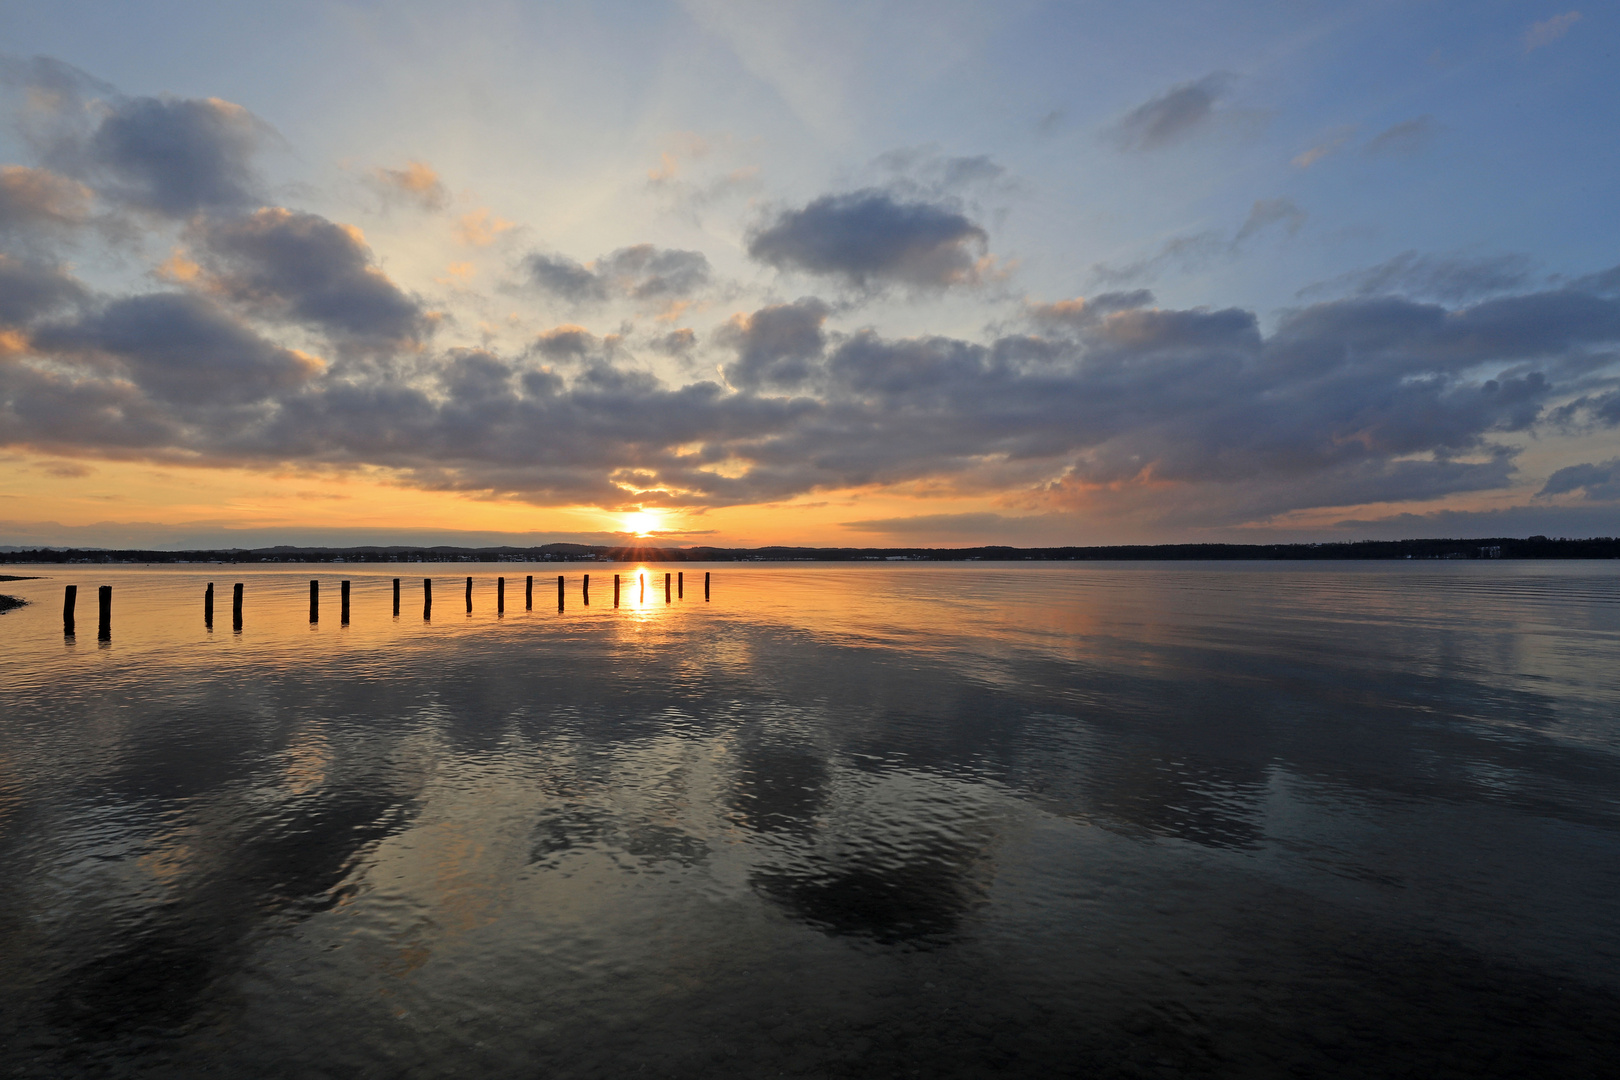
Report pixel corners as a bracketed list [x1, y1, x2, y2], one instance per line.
[309, 580, 319, 622]
[465, 576, 473, 613]
[526, 575, 533, 610]
[63, 584, 76, 634]
[98, 585, 111, 639]
[557, 574, 564, 610]
[341, 580, 351, 624]
[665, 572, 671, 603]
[424, 578, 433, 619]
[583, 574, 590, 605]
[393, 578, 400, 617]
[639, 572, 645, 603]
[498, 576, 506, 614]
[678, 571, 683, 599]
[233, 582, 243, 630]
[613, 574, 620, 607]
[205, 582, 214, 627]
[705, 571, 710, 600]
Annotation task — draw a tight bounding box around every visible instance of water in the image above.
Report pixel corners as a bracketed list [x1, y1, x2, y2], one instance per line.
[1, 561, 1618, 1078]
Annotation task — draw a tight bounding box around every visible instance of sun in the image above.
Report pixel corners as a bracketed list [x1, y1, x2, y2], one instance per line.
[622, 510, 661, 537]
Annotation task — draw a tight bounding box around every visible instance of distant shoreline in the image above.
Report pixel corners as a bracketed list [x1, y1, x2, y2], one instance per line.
[1, 536, 1616, 563]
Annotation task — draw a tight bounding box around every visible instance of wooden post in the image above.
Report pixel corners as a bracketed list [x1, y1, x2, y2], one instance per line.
[205, 582, 214, 628]
[465, 576, 473, 613]
[393, 578, 400, 617]
[665, 572, 671, 603]
[233, 583, 243, 630]
[557, 574, 564, 610]
[341, 580, 351, 624]
[63, 584, 76, 635]
[705, 571, 710, 600]
[424, 578, 433, 619]
[309, 580, 319, 622]
[613, 574, 620, 607]
[526, 575, 533, 610]
[678, 571, 683, 599]
[583, 573, 590, 605]
[98, 585, 111, 639]
[498, 576, 506, 614]
[639, 572, 645, 603]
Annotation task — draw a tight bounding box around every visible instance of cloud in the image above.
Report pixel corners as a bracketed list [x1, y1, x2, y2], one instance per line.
[1234, 197, 1307, 244]
[83, 96, 268, 215]
[4, 269, 1618, 522]
[29, 291, 322, 407]
[532, 324, 598, 360]
[747, 189, 989, 289]
[1524, 11, 1581, 51]
[0, 254, 88, 325]
[2, 60, 270, 217]
[0, 166, 93, 239]
[1366, 116, 1439, 157]
[716, 298, 830, 391]
[1089, 199, 1302, 286]
[1292, 127, 1356, 169]
[455, 208, 514, 246]
[1026, 291, 1155, 330]
[648, 328, 697, 356]
[190, 208, 426, 351]
[370, 161, 448, 211]
[1299, 251, 1535, 305]
[522, 244, 712, 304]
[1106, 73, 1233, 151]
[1539, 458, 1620, 500]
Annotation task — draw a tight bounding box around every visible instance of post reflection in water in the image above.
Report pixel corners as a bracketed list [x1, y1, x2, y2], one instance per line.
[1, 561, 1619, 1078]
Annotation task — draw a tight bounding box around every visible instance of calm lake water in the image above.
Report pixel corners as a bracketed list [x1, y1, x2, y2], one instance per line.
[2, 561, 1618, 1078]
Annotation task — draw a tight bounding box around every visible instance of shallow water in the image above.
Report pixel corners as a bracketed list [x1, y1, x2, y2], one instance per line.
[2, 561, 1618, 1078]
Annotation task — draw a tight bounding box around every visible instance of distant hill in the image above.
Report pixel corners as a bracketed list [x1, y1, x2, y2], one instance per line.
[1, 537, 1616, 563]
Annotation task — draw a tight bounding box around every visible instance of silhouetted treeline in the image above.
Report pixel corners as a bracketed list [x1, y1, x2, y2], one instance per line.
[3, 536, 1618, 563]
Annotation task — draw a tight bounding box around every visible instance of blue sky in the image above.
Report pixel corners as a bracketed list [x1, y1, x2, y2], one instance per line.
[0, 1, 1616, 547]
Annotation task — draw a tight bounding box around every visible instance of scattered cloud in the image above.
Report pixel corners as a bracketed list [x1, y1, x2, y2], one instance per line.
[1291, 126, 1356, 169]
[1234, 197, 1307, 244]
[1524, 11, 1581, 51]
[455, 208, 515, 246]
[1106, 73, 1234, 151]
[371, 160, 448, 211]
[523, 244, 712, 305]
[747, 189, 989, 289]
[1299, 251, 1535, 305]
[1365, 116, 1439, 157]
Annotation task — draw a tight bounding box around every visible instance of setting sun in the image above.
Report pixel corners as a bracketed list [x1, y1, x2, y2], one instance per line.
[622, 510, 661, 536]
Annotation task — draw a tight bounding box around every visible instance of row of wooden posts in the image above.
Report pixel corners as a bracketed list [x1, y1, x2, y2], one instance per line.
[60, 572, 711, 635]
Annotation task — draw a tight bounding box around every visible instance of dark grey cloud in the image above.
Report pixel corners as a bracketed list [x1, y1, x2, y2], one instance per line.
[747, 189, 988, 289]
[1107, 74, 1233, 151]
[716, 298, 829, 391]
[1300, 251, 1535, 305]
[30, 291, 320, 406]
[523, 244, 711, 304]
[648, 328, 696, 356]
[1539, 459, 1620, 501]
[532, 325, 598, 360]
[0, 255, 87, 325]
[2, 57, 269, 217]
[1366, 116, 1439, 157]
[191, 208, 425, 350]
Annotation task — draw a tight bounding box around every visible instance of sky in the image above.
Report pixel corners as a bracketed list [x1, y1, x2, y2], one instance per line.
[0, 0, 1617, 549]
